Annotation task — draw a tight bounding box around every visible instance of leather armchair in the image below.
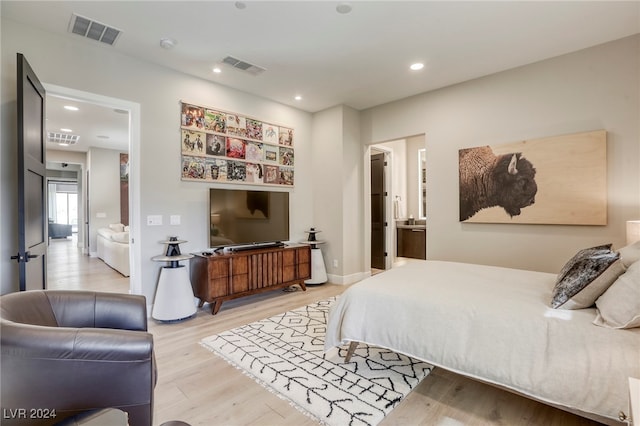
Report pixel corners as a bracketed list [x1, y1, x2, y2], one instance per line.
[1, 290, 156, 426]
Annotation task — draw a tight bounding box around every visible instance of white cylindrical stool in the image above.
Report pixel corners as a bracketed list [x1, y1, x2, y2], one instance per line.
[152, 238, 196, 322]
[301, 228, 327, 285]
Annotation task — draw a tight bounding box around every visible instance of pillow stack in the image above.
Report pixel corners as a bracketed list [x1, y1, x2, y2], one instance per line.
[550, 241, 640, 329]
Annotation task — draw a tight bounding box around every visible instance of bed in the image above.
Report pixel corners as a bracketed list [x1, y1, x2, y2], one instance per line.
[325, 256, 640, 425]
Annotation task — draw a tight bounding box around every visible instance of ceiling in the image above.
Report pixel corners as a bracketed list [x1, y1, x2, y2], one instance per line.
[3, 1, 639, 154]
[45, 95, 130, 154]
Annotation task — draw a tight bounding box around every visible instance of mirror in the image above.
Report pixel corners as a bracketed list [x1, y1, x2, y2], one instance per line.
[418, 148, 426, 219]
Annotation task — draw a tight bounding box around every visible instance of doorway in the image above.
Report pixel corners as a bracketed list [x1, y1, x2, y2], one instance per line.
[365, 135, 426, 273]
[43, 83, 141, 294]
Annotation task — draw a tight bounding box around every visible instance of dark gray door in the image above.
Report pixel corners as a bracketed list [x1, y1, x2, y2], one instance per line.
[370, 152, 386, 270]
[14, 53, 47, 291]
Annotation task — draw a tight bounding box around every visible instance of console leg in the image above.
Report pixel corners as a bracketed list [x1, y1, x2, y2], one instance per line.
[211, 300, 223, 315]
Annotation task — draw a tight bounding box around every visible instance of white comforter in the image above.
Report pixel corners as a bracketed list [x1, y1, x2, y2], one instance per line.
[325, 260, 640, 423]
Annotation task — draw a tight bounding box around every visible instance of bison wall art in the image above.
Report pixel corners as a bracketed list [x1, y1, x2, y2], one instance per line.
[459, 146, 537, 221]
[459, 130, 607, 225]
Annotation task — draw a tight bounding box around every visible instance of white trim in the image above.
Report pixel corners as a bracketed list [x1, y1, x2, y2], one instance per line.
[42, 83, 142, 295]
[326, 271, 369, 286]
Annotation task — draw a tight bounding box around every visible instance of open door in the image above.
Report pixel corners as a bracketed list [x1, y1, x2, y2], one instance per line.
[370, 152, 386, 270]
[13, 53, 47, 291]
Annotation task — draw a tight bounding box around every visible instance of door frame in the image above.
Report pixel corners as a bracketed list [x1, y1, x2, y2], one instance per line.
[43, 83, 142, 295]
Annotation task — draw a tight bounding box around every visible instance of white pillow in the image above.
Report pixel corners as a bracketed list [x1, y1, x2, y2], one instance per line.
[618, 240, 640, 268]
[110, 231, 129, 244]
[108, 223, 125, 232]
[593, 260, 640, 329]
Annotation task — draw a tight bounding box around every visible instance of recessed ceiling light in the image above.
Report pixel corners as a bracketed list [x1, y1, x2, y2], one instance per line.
[212, 66, 222, 74]
[64, 105, 79, 111]
[294, 95, 302, 101]
[336, 2, 352, 14]
[410, 63, 425, 71]
[160, 38, 177, 49]
[60, 128, 72, 132]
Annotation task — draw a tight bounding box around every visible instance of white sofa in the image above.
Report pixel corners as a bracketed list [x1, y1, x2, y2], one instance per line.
[96, 224, 130, 277]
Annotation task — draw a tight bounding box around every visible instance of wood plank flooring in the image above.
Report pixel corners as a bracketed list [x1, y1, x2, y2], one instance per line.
[47, 238, 603, 426]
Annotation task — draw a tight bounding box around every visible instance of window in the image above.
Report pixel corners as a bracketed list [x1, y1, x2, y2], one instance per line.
[48, 182, 78, 232]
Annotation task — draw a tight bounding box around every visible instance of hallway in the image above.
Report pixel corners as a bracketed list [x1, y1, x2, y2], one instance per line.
[47, 235, 129, 293]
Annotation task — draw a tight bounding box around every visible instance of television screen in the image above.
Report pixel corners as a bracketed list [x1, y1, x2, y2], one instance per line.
[209, 188, 290, 249]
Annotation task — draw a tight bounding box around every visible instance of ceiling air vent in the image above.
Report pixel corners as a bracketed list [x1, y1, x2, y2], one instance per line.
[48, 132, 79, 146]
[222, 56, 266, 76]
[68, 13, 122, 46]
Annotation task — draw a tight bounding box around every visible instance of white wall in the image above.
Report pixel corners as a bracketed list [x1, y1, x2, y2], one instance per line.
[311, 106, 345, 280]
[1, 18, 314, 298]
[360, 35, 640, 273]
[87, 148, 122, 254]
[2, 15, 638, 296]
[311, 105, 365, 284]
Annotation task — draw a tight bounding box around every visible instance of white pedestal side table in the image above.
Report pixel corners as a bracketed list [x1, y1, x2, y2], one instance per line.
[301, 228, 327, 285]
[151, 238, 196, 322]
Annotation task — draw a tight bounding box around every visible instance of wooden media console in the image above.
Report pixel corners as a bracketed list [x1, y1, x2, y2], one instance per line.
[190, 244, 311, 315]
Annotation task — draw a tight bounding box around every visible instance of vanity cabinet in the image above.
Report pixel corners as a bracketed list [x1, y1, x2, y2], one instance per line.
[397, 227, 426, 260]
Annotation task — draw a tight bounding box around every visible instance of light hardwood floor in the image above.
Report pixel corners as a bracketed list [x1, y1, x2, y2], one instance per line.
[47, 238, 602, 426]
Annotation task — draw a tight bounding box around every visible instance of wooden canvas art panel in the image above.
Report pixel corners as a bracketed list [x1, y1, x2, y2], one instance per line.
[460, 130, 607, 225]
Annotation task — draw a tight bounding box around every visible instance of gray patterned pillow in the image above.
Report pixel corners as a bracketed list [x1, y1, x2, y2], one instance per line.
[550, 244, 622, 309]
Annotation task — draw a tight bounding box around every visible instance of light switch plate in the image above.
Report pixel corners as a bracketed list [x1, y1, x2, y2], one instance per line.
[170, 215, 181, 225]
[147, 215, 162, 226]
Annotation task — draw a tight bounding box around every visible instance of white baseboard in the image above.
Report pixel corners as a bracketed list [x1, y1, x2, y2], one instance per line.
[326, 271, 370, 285]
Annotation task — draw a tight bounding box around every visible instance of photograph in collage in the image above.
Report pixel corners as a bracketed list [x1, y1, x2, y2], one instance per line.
[246, 163, 263, 183]
[263, 145, 278, 163]
[226, 114, 247, 137]
[226, 137, 246, 159]
[246, 118, 263, 140]
[245, 141, 264, 162]
[279, 167, 294, 185]
[262, 124, 279, 143]
[182, 129, 206, 156]
[279, 147, 294, 166]
[182, 156, 207, 180]
[279, 127, 293, 146]
[181, 103, 205, 129]
[206, 158, 228, 181]
[205, 109, 226, 133]
[227, 160, 247, 181]
[206, 134, 226, 156]
[264, 165, 279, 184]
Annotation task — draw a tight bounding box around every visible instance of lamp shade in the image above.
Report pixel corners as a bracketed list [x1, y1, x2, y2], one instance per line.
[627, 220, 640, 245]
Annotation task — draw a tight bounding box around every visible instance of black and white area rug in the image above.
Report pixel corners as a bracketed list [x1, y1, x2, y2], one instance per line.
[200, 297, 433, 426]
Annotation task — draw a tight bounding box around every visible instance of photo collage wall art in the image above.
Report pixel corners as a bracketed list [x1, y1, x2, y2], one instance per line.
[180, 102, 295, 186]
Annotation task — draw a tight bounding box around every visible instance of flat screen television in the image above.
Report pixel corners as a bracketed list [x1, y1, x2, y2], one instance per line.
[209, 188, 290, 250]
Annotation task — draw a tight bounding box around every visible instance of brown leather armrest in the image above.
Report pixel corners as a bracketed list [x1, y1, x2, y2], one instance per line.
[46, 291, 148, 331]
[1, 322, 153, 361]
